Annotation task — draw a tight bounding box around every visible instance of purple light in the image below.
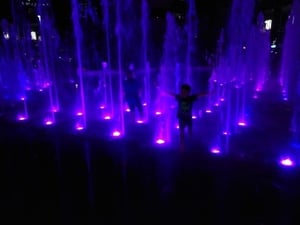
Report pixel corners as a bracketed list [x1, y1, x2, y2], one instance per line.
[76, 111, 83, 116]
[156, 139, 165, 144]
[220, 98, 225, 102]
[205, 109, 212, 113]
[155, 111, 162, 116]
[125, 108, 130, 112]
[143, 102, 147, 106]
[17, 115, 27, 121]
[104, 115, 111, 120]
[175, 124, 179, 129]
[238, 121, 247, 126]
[75, 124, 84, 131]
[192, 116, 197, 119]
[214, 103, 219, 106]
[253, 95, 258, 99]
[51, 107, 59, 113]
[20, 97, 26, 101]
[99, 105, 105, 109]
[280, 157, 295, 167]
[112, 130, 121, 137]
[211, 148, 221, 154]
[39, 89, 43, 92]
[44, 119, 54, 126]
[136, 120, 144, 124]
[222, 131, 229, 135]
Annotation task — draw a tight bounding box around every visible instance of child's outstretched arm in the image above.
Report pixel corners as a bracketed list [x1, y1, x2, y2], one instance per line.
[196, 91, 217, 99]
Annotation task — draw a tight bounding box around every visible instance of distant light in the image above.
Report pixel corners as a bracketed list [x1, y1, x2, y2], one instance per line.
[238, 121, 247, 126]
[104, 115, 111, 120]
[39, 89, 43, 92]
[20, 97, 26, 101]
[3, 32, 10, 40]
[222, 131, 229, 135]
[99, 105, 105, 109]
[211, 148, 221, 154]
[205, 109, 212, 113]
[102, 62, 108, 68]
[176, 124, 179, 129]
[112, 130, 121, 137]
[192, 116, 197, 119]
[51, 107, 58, 113]
[253, 95, 258, 99]
[214, 103, 219, 106]
[155, 111, 162, 115]
[44, 119, 54, 126]
[264, 19, 272, 30]
[280, 157, 295, 167]
[31, 31, 37, 40]
[156, 139, 165, 144]
[271, 44, 277, 49]
[75, 124, 84, 130]
[143, 102, 147, 106]
[283, 97, 288, 101]
[136, 120, 144, 124]
[37, 15, 41, 23]
[220, 98, 225, 102]
[76, 111, 83, 116]
[125, 108, 130, 112]
[17, 115, 27, 121]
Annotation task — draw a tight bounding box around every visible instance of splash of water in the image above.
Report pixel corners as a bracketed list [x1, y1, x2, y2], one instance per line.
[71, 0, 87, 129]
[185, 0, 198, 85]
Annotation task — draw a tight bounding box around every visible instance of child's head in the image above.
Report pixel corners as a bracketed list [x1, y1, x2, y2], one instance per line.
[180, 84, 191, 97]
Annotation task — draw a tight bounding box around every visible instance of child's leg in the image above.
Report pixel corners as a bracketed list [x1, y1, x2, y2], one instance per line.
[136, 97, 144, 119]
[187, 120, 193, 138]
[127, 101, 136, 123]
[179, 120, 186, 151]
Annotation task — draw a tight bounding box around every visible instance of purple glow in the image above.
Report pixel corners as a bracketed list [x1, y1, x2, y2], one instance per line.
[192, 116, 197, 119]
[51, 107, 59, 113]
[211, 147, 221, 154]
[76, 111, 83, 116]
[104, 115, 111, 120]
[20, 97, 26, 101]
[75, 123, 84, 131]
[238, 121, 247, 126]
[125, 108, 130, 112]
[136, 120, 144, 124]
[99, 105, 105, 109]
[280, 157, 295, 167]
[214, 103, 219, 106]
[222, 131, 229, 135]
[253, 95, 258, 99]
[156, 139, 165, 144]
[205, 109, 212, 113]
[44, 119, 54, 126]
[220, 98, 225, 102]
[155, 111, 162, 116]
[143, 102, 147, 106]
[112, 130, 121, 137]
[17, 115, 27, 121]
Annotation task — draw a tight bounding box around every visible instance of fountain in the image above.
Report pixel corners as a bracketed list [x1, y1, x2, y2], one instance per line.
[0, 0, 294, 159]
[280, 0, 300, 144]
